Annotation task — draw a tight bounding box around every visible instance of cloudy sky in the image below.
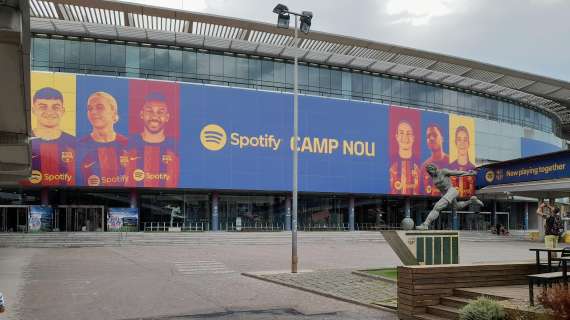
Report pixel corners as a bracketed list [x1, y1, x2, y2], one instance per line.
[127, 0, 570, 82]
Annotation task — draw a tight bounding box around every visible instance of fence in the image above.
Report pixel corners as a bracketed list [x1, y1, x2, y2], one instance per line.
[219, 222, 285, 232]
[143, 222, 209, 232]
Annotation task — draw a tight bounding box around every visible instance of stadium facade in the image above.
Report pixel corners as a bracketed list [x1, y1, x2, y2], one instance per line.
[2, 0, 570, 233]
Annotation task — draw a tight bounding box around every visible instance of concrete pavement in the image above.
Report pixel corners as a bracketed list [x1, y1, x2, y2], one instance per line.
[0, 232, 542, 320]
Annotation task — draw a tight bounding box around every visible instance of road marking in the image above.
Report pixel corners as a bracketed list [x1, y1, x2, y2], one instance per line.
[173, 260, 235, 276]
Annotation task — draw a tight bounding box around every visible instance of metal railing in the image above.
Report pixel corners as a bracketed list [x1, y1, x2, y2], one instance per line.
[354, 223, 401, 231]
[143, 222, 209, 232]
[219, 222, 285, 232]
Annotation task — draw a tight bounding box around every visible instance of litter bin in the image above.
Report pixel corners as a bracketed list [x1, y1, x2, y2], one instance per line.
[528, 231, 540, 241]
[563, 232, 570, 244]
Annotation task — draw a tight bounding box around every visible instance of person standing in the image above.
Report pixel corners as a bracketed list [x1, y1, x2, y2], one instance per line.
[537, 201, 563, 250]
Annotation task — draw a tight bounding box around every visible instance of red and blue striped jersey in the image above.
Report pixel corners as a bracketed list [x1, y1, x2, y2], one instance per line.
[125, 135, 179, 188]
[77, 134, 129, 187]
[30, 132, 76, 186]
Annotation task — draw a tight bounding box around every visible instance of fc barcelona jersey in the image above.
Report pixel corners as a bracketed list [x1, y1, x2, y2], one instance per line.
[449, 161, 476, 198]
[389, 159, 420, 195]
[77, 134, 129, 187]
[29, 132, 76, 186]
[125, 135, 179, 188]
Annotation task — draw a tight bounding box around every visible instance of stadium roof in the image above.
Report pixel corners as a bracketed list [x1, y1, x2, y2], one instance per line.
[28, 0, 570, 131]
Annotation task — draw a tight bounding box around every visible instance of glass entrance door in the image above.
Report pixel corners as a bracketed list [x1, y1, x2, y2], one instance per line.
[0, 206, 29, 232]
[56, 206, 105, 231]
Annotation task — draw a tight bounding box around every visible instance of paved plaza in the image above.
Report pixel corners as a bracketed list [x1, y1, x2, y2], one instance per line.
[0, 232, 542, 320]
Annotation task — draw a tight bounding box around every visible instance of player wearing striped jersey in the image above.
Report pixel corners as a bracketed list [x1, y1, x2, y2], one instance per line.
[125, 92, 179, 188]
[78, 92, 129, 187]
[30, 87, 75, 186]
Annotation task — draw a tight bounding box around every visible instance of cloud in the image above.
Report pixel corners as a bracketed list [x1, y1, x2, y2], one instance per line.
[385, 0, 462, 26]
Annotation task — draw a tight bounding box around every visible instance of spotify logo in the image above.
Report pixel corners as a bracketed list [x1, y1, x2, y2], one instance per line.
[200, 124, 227, 151]
[29, 170, 42, 184]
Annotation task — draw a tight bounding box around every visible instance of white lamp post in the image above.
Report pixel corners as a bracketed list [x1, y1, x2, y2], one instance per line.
[273, 4, 313, 273]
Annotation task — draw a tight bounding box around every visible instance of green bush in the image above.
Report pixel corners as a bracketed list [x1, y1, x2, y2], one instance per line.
[460, 297, 506, 320]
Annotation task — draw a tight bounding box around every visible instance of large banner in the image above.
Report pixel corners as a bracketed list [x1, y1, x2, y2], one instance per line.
[27, 71, 477, 197]
[477, 151, 569, 188]
[28, 206, 53, 232]
[107, 207, 139, 231]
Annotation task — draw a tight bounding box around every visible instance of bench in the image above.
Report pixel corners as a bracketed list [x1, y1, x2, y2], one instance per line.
[528, 272, 565, 306]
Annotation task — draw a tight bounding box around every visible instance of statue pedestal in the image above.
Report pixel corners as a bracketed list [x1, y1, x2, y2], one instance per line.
[382, 230, 460, 265]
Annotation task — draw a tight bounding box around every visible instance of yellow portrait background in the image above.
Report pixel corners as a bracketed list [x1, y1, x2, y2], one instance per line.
[31, 72, 76, 136]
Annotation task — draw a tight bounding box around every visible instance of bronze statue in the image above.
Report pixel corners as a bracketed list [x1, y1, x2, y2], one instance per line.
[416, 164, 484, 230]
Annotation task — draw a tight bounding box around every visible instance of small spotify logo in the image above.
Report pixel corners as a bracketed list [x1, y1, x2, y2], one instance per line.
[29, 170, 42, 184]
[200, 124, 227, 151]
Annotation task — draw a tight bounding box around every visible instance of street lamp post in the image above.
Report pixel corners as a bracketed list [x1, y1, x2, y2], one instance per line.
[273, 4, 313, 274]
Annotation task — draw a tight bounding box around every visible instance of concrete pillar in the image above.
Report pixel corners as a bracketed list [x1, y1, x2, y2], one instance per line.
[40, 188, 49, 206]
[349, 197, 355, 231]
[524, 202, 529, 230]
[285, 196, 291, 231]
[211, 192, 219, 231]
[129, 189, 138, 208]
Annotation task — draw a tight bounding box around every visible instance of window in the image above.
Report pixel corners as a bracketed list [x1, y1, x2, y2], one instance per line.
[236, 57, 249, 86]
[79, 41, 95, 71]
[125, 45, 140, 78]
[169, 49, 182, 77]
[49, 38, 65, 70]
[182, 50, 197, 78]
[196, 52, 210, 80]
[248, 58, 261, 86]
[330, 69, 342, 97]
[351, 72, 363, 100]
[110, 43, 126, 74]
[274, 61, 286, 88]
[140, 46, 154, 74]
[32, 38, 50, 69]
[308, 66, 319, 93]
[319, 67, 331, 95]
[223, 55, 236, 81]
[64, 40, 80, 72]
[298, 64, 308, 92]
[154, 47, 170, 77]
[261, 59, 275, 87]
[362, 74, 373, 100]
[94, 42, 111, 74]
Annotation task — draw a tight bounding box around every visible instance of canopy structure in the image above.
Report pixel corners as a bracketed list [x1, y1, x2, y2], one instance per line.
[477, 150, 570, 199]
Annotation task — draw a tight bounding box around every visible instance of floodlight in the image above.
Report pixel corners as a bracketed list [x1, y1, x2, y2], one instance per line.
[273, 4, 289, 14]
[299, 11, 313, 34]
[277, 13, 290, 29]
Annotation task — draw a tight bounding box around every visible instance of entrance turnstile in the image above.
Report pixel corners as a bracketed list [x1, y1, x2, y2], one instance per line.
[56, 206, 105, 232]
[0, 205, 30, 232]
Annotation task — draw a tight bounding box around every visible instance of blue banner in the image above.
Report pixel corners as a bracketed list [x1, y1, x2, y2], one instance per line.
[27, 72, 479, 197]
[477, 151, 570, 187]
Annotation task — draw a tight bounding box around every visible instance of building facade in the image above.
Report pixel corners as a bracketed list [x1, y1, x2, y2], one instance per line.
[2, 0, 569, 233]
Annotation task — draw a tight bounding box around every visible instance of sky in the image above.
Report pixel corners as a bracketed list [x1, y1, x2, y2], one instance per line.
[125, 0, 570, 82]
